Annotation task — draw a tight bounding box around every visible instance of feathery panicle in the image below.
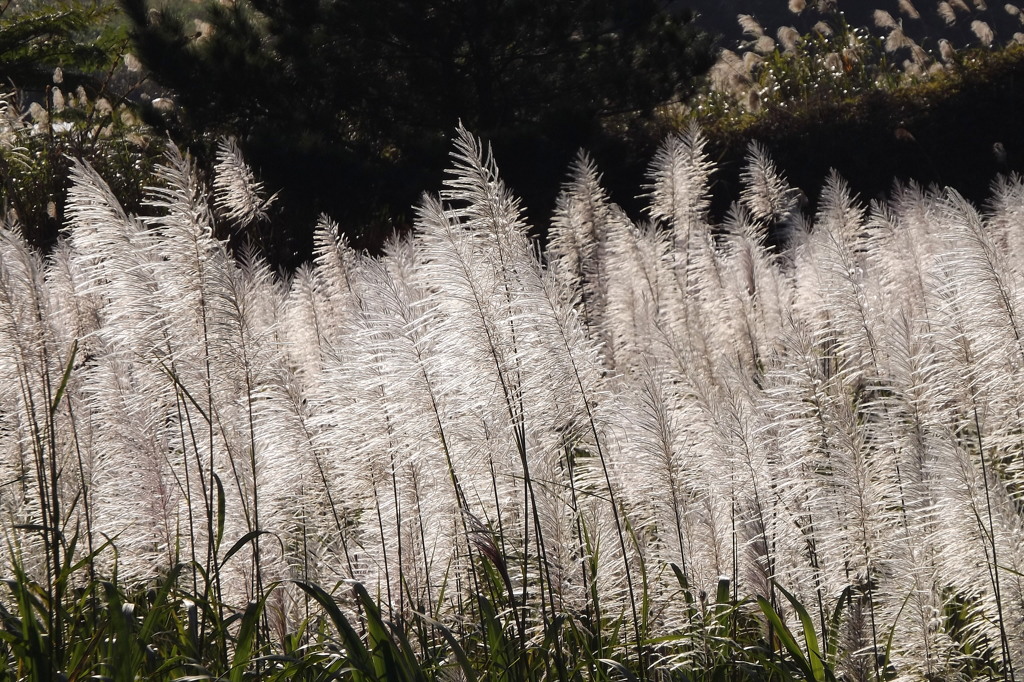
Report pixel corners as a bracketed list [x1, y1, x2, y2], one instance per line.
[87, 353, 183, 575]
[612, 361, 705, 626]
[599, 215, 678, 372]
[440, 125, 529, 255]
[280, 264, 332, 387]
[777, 26, 801, 52]
[900, 0, 922, 18]
[941, 189, 1024, 367]
[938, 2, 958, 25]
[213, 137, 277, 228]
[971, 19, 995, 46]
[874, 9, 899, 28]
[987, 173, 1024, 271]
[16, 123, 1024, 678]
[719, 202, 791, 375]
[549, 151, 613, 326]
[646, 124, 715, 253]
[739, 141, 800, 234]
[44, 242, 101, 354]
[0, 227, 65, 560]
[64, 159, 144, 272]
[313, 216, 359, 304]
[738, 14, 765, 37]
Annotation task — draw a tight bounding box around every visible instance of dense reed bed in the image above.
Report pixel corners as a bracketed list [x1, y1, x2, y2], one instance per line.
[1, 128, 1023, 680]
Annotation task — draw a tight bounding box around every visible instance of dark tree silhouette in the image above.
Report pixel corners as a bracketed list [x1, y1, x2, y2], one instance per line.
[119, 0, 715, 264]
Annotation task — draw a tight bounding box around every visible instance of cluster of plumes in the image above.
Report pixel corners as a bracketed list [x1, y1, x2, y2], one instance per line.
[709, 0, 1024, 112]
[5, 126, 1024, 679]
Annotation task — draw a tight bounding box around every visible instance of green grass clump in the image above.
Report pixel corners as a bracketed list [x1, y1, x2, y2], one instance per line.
[0, 538, 857, 681]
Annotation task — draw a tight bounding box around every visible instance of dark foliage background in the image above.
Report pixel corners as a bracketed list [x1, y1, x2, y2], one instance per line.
[117, 0, 716, 265]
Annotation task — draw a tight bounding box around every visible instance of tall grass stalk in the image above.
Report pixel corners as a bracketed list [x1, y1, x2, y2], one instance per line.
[4, 127, 1024, 679]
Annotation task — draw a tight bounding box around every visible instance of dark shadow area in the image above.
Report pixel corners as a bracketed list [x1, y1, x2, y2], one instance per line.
[699, 47, 1024, 239]
[118, 0, 717, 267]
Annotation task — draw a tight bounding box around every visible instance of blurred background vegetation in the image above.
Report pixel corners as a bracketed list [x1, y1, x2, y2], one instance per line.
[2, 0, 1024, 267]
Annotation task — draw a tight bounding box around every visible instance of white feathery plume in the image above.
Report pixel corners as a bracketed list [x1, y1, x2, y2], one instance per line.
[810, 400, 894, 672]
[940, 190, 1024, 368]
[64, 159, 143, 274]
[465, 245, 621, 623]
[63, 160, 174, 375]
[938, 1, 958, 24]
[864, 186, 944, 462]
[64, 161, 168, 357]
[719, 202, 791, 376]
[754, 35, 777, 54]
[312, 215, 360, 315]
[279, 264, 331, 388]
[739, 141, 800, 230]
[44, 242, 101, 357]
[62, 160, 200, 578]
[86, 352, 183, 576]
[971, 19, 995, 46]
[314, 229, 462, 596]
[871, 311, 961, 680]
[143, 144, 275, 603]
[148, 144, 221, 299]
[206, 243, 296, 604]
[598, 214, 676, 371]
[988, 173, 1024, 275]
[408, 227, 537, 621]
[645, 124, 714, 255]
[759, 316, 859, 633]
[681, 371, 801, 609]
[858, 194, 957, 670]
[937, 192, 1024, 524]
[885, 27, 914, 52]
[899, 0, 922, 18]
[245, 361, 341, 625]
[421, 128, 646, 641]
[738, 14, 765, 37]
[874, 9, 898, 29]
[318, 243, 478, 616]
[549, 151, 613, 329]
[923, 206, 1024, 673]
[719, 204, 766, 376]
[0, 226, 72, 573]
[143, 144, 228, 389]
[41, 241, 100, 527]
[610, 361, 710, 628]
[511, 241, 623, 622]
[213, 137, 277, 227]
[777, 26, 801, 52]
[743, 50, 763, 71]
[438, 125, 531, 256]
[709, 50, 752, 95]
[643, 125, 741, 384]
[795, 173, 884, 376]
[788, 177, 917, 671]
